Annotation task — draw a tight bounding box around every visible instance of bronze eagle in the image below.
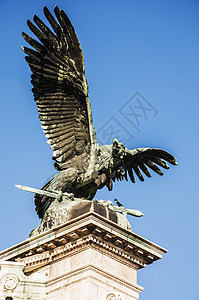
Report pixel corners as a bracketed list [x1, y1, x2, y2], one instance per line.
[22, 6, 177, 218]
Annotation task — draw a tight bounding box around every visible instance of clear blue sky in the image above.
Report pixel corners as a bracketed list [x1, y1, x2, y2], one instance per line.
[0, 0, 199, 299]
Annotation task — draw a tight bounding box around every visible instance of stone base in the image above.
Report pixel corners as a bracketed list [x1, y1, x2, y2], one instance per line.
[0, 212, 167, 300]
[30, 198, 132, 237]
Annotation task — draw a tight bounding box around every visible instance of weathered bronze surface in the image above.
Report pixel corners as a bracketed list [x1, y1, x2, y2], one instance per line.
[22, 6, 177, 220]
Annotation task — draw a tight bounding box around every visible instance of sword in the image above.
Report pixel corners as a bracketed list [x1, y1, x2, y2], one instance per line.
[113, 198, 144, 217]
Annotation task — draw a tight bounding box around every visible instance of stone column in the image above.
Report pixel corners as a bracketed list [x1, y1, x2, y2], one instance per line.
[0, 212, 167, 300]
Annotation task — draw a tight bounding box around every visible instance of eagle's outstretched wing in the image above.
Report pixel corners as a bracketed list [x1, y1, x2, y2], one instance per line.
[112, 148, 177, 184]
[22, 6, 97, 171]
[124, 148, 177, 182]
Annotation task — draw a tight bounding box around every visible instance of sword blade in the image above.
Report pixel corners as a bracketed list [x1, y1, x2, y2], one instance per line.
[14, 185, 58, 198]
[109, 204, 144, 217]
[126, 208, 144, 217]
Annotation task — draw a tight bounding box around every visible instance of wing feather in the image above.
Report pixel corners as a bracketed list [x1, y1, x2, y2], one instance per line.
[47, 131, 74, 144]
[132, 165, 144, 181]
[137, 162, 151, 178]
[128, 168, 135, 183]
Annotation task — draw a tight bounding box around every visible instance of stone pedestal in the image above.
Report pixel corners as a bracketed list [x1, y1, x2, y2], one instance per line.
[0, 212, 167, 300]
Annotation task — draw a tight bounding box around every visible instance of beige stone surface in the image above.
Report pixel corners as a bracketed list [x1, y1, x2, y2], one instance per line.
[46, 247, 140, 299]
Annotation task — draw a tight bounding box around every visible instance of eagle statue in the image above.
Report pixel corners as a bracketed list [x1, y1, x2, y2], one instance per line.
[22, 6, 177, 219]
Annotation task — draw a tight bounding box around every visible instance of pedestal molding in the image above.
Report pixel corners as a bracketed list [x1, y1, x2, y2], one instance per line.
[17, 234, 148, 274]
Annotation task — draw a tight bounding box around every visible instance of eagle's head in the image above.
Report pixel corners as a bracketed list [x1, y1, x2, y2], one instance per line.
[112, 139, 125, 160]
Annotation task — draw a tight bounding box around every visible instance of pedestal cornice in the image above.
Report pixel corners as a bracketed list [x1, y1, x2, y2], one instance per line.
[0, 211, 167, 274]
